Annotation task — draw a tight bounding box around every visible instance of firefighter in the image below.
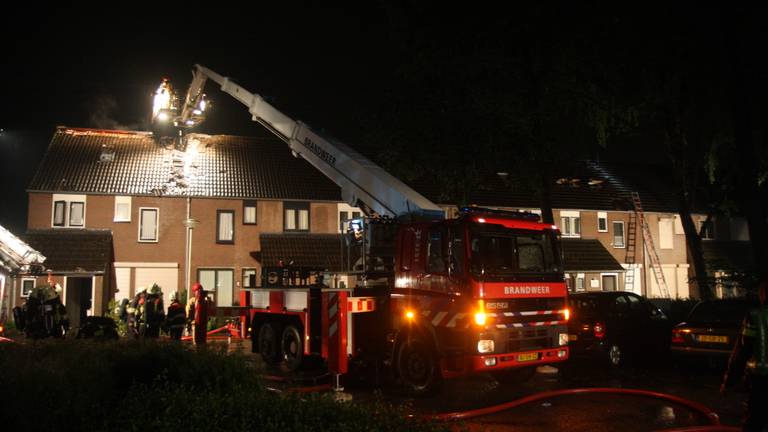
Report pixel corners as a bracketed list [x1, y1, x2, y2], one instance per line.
[165, 291, 186, 340]
[144, 284, 165, 338]
[126, 293, 139, 339]
[191, 282, 211, 345]
[721, 278, 768, 432]
[45, 283, 68, 338]
[133, 288, 148, 338]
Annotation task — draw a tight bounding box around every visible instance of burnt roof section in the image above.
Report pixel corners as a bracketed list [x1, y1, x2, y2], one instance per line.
[561, 238, 625, 272]
[23, 229, 112, 273]
[408, 160, 679, 213]
[259, 233, 356, 272]
[28, 127, 342, 201]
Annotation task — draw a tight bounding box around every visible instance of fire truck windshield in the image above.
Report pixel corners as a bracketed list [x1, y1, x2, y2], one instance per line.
[469, 224, 562, 279]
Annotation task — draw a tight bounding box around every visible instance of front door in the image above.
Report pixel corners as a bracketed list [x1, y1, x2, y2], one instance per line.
[602, 275, 617, 292]
[65, 277, 93, 330]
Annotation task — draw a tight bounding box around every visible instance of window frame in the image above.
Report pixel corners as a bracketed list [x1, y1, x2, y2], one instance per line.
[242, 268, 258, 289]
[243, 200, 257, 225]
[138, 207, 160, 243]
[597, 212, 608, 232]
[216, 210, 235, 244]
[52, 200, 67, 227]
[197, 268, 235, 307]
[612, 221, 625, 248]
[68, 201, 85, 227]
[114, 196, 132, 222]
[21, 278, 36, 298]
[284, 201, 310, 232]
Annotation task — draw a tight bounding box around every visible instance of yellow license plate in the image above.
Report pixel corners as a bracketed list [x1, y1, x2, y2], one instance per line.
[697, 334, 728, 343]
[568, 334, 578, 341]
[517, 352, 539, 362]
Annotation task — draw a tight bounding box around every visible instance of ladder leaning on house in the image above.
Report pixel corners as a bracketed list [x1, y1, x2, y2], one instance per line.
[624, 210, 637, 291]
[630, 192, 671, 298]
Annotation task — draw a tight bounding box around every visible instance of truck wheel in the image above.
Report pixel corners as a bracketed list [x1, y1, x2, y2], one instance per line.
[280, 325, 303, 372]
[607, 343, 623, 367]
[396, 338, 442, 396]
[258, 323, 282, 365]
[491, 366, 536, 385]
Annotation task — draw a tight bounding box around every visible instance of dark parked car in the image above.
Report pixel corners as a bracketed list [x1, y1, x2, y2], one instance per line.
[670, 299, 756, 359]
[568, 292, 671, 366]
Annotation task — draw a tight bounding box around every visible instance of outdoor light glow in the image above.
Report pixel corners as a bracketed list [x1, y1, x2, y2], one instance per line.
[153, 79, 173, 117]
[157, 112, 169, 121]
[405, 310, 415, 320]
[474, 300, 487, 326]
[185, 119, 194, 126]
[563, 308, 570, 321]
[193, 109, 202, 115]
[199, 99, 207, 111]
[477, 217, 486, 223]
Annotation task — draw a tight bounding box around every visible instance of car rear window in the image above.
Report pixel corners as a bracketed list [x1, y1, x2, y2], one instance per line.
[688, 301, 752, 324]
[571, 297, 601, 314]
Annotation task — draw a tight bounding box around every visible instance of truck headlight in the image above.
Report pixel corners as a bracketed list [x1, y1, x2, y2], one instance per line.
[478, 339, 495, 353]
[559, 333, 569, 346]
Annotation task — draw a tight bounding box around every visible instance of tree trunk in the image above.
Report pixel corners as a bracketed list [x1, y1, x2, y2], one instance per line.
[677, 191, 712, 299]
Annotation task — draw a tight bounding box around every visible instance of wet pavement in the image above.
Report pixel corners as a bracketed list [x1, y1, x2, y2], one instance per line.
[227, 339, 745, 431]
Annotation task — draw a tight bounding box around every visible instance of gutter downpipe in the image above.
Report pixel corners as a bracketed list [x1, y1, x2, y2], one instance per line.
[185, 197, 192, 304]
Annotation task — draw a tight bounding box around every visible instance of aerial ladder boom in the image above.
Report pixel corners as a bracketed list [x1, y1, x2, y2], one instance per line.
[180, 64, 444, 220]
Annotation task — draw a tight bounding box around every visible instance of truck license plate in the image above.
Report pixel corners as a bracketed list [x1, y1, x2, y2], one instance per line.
[697, 334, 728, 344]
[517, 352, 539, 362]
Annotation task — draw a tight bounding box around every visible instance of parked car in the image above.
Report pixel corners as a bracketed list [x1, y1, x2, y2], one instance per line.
[568, 292, 671, 366]
[670, 298, 756, 360]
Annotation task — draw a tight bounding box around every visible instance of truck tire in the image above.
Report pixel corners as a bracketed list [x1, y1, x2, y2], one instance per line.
[280, 325, 303, 372]
[258, 323, 282, 366]
[396, 337, 442, 396]
[607, 343, 623, 367]
[491, 366, 536, 385]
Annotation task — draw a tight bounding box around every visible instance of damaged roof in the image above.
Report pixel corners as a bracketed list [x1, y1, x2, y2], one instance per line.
[23, 229, 112, 273]
[28, 127, 342, 201]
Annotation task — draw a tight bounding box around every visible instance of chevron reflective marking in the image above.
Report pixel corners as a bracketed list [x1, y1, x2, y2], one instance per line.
[495, 320, 567, 329]
[329, 321, 338, 337]
[431, 311, 448, 326]
[328, 292, 338, 337]
[446, 313, 467, 328]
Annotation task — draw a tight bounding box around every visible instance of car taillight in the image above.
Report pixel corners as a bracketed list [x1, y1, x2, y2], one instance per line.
[593, 322, 605, 339]
[671, 329, 687, 344]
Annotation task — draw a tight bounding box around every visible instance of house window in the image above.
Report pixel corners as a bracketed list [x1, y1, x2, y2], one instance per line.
[242, 268, 257, 288]
[21, 278, 36, 297]
[284, 202, 309, 232]
[613, 221, 625, 248]
[139, 208, 159, 242]
[699, 219, 715, 240]
[659, 217, 674, 249]
[114, 196, 131, 222]
[243, 200, 257, 225]
[339, 210, 362, 233]
[53, 201, 66, 227]
[217, 210, 235, 244]
[559, 211, 581, 237]
[575, 273, 585, 292]
[598, 212, 608, 232]
[198, 269, 234, 307]
[69, 202, 85, 227]
[51, 194, 86, 228]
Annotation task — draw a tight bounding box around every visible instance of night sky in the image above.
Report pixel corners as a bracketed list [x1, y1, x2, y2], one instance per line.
[2, 3, 766, 235]
[1, 2, 394, 232]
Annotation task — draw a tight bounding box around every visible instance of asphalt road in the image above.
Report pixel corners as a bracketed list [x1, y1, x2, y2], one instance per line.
[230, 339, 746, 431]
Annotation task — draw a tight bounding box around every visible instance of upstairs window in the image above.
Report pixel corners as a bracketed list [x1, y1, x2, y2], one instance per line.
[597, 212, 608, 232]
[217, 210, 235, 244]
[613, 221, 625, 248]
[114, 196, 131, 222]
[284, 202, 310, 232]
[51, 194, 86, 228]
[559, 211, 581, 237]
[243, 200, 257, 225]
[139, 208, 159, 242]
[339, 210, 362, 233]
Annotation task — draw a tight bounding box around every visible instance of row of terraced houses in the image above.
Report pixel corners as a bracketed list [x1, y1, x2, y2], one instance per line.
[0, 126, 751, 329]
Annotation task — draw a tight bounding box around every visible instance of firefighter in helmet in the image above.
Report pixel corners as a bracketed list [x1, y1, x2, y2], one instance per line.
[191, 282, 212, 345]
[722, 278, 768, 432]
[165, 291, 186, 340]
[143, 283, 165, 338]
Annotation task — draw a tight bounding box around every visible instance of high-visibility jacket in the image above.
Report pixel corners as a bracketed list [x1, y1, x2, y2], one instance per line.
[743, 306, 768, 376]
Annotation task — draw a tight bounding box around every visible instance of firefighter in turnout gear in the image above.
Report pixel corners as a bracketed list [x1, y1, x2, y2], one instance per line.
[165, 291, 185, 340]
[128, 288, 147, 338]
[722, 278, 768, 432]
[12, 283, 68, 339]
[191, 282, 212, 345]
[143, 284, 165, 338]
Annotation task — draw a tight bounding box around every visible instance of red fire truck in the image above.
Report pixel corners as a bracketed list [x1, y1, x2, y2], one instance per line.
[168, 66, 570, 394]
